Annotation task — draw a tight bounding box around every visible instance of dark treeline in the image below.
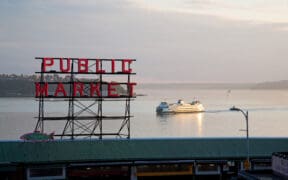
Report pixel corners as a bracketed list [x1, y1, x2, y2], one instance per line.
[0, 74, 37, 97]
[0, 74, 81, 97]
[0, 74, 127, 97]
[1, 74, 287, 97]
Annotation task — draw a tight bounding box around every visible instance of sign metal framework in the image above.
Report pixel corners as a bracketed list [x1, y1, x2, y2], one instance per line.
[34, 57, 136, 139]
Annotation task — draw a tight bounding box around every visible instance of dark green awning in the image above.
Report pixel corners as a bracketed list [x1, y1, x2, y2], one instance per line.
[0, 138, 288, 164]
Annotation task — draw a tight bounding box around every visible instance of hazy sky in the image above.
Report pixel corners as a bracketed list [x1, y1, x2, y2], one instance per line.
[1, 0, 288, 83]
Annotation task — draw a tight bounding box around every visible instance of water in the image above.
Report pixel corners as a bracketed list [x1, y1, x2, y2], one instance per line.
[1, 84, 288, 140]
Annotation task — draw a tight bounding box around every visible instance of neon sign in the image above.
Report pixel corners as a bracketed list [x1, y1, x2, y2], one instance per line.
[35, 57, 136, 98]
[41, 57, 134, 74]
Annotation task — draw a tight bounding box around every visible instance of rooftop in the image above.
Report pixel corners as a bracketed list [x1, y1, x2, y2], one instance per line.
[1, 138, 288, 164]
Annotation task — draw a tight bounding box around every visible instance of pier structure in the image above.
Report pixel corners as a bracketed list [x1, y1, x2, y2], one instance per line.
[1, 138, 288, 179]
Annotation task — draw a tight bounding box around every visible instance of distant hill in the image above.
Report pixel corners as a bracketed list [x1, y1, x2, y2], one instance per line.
[0, 74, 36, 96]
[138, 81, 288, 90]
[137, 83, 253, 90]
[0, 74, 127, 97]
[251, 80, 288, 89]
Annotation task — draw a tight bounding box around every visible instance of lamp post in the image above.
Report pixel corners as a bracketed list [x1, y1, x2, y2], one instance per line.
[230, 106, 250, 169]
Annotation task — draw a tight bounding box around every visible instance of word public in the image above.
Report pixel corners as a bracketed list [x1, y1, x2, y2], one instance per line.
[35, 57, 136, 98]
[40, 57, 134, 74]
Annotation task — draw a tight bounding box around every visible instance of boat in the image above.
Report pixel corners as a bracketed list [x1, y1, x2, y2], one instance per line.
[156, 99, 204, 114]
[20, 131, 54, 141]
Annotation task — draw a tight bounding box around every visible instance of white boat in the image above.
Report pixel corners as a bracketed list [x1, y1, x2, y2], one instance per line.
[156, 99, 205, 113]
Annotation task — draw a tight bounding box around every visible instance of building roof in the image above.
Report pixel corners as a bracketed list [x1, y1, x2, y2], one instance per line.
[1, 138, 288, 164]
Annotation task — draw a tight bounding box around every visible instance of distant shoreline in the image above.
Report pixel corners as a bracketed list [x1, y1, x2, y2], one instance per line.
[0, 74, 288, 97]
[137, 81, 288, 90]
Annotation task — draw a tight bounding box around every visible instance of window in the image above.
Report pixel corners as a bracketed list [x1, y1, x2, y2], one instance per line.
[27, 166, 65, 180]
[195, 163, 220, 175]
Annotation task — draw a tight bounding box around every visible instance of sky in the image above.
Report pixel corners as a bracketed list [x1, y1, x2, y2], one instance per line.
[0, 0, 288, 83]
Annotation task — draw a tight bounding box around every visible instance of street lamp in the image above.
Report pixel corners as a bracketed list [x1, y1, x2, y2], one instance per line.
[230, 106, 250, 170]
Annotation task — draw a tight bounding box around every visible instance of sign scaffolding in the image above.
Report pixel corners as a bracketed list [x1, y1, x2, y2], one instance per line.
[34, 57, 136, 139]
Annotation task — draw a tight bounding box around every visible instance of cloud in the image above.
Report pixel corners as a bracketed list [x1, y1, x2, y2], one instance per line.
[0, 0, 288, 82]
[129, 0, 288, 24]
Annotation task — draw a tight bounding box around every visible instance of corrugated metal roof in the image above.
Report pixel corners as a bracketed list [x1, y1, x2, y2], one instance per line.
[0, 138, 288, 164]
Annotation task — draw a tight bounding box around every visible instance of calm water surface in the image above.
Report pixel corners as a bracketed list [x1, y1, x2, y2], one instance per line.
[0, 85, 288, 140]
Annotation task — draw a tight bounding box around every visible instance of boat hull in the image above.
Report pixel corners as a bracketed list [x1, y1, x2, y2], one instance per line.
[156, 101, 205, 114]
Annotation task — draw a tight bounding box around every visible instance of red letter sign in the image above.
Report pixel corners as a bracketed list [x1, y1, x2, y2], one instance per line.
[73, 82, 84, 97]
[96, 59, 105, 73]
[127, 82, 137, 96]
[54, 83, 67, 97]
[122, 59, 132, 73]
[108, 82, 119, 97]
[42, 57, 54, 72]
[111, 59, 115, 73]
[60, 58, 71, 72]
[78, 58, 88, 73]
[35, 82, 48, 97]
[90, 83, 101, 97]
